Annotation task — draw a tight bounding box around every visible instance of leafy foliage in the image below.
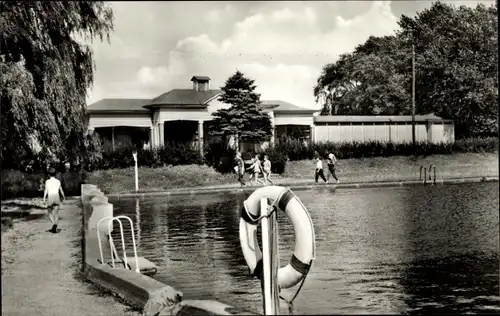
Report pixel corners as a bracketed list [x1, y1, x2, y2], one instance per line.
[203, 137, 237, 174]
[0, 2, 114, 168]
[273, 136, 498, 161]
[314, 1, 498, 138]
[86, 142, 203, 171]
[1, 169, 86, 200]
[209, 71, 273, 151]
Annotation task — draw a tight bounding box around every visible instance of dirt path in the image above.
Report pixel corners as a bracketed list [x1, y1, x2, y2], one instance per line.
[1, 198, 140, 316]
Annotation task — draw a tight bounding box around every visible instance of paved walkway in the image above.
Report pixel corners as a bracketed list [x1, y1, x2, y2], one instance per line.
[1, 199, 139, 316]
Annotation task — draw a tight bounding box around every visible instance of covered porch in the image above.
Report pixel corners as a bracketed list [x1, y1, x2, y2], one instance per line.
[158, 120, 214, 148]
[94, 126, 151, 151]
[274, 125, 313, 145]
[86, 110, 155, 151]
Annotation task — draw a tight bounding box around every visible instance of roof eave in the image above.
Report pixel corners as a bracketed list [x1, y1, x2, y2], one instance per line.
[87, 109, 151, 114]
[143, 104, 208, 109]
[274, 110, 317, 114]
[203, 92, 222, 104]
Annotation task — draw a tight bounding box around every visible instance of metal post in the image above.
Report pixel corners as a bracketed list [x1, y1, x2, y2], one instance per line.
[433, 166, 436, 185]
[135, 198, 141, 246]
[260, 198, 280, 315]
[412, 44, 416, 152]
[132, 152, 139, 192]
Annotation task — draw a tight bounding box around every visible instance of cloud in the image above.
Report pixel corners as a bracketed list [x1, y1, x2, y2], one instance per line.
[89, 1, 480, 109]
[203, 4, 235, 24]
[120, 1, 399, 109]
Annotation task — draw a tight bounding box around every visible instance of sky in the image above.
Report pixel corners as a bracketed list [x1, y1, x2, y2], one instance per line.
[86, 0, 494, 109]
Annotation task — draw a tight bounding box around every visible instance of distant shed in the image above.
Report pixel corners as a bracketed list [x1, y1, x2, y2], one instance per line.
[313, 114, 454, 144]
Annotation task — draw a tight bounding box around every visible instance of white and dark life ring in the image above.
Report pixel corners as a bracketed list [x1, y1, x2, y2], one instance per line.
[239, 186, 316, 289]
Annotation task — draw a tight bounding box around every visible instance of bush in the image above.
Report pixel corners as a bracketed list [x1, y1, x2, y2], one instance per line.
[259, 147, 288, 174]
[453, 137, 499, 153]
[89, 141, 204, 170]
[275, 136, 498, 161]
[204, 139, 236, 174]
[1, 169, 87, 200]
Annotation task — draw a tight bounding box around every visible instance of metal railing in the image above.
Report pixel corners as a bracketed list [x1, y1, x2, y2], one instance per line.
[97, 215, 140, 273]
[419, 165, 443, 185]
[428, 164, 443, 185]
[419, 165, 427, 184]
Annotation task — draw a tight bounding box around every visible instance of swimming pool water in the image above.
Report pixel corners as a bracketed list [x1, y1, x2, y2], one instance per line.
[109, 182, 499, 314]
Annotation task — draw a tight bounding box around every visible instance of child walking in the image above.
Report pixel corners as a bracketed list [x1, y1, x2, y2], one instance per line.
[247, 155, 264, 186]
[234, 152, 246, 186]
[43, 168, 65, 233]
[262, 155, 274, 185]
[315, 157, 328, 183]
[326, 152, 340, 184]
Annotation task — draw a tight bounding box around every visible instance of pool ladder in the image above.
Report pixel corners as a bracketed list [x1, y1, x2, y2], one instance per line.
[419, 165, 443, 185]
[97, 215, 140, 273]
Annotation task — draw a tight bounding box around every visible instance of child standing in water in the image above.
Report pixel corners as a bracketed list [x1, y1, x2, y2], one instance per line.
[262, 155, 274, 185]
[43, 168, 65, 233]
[315, 157, 328, 183]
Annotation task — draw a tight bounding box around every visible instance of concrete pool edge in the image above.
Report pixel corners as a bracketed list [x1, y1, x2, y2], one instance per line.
[105, 176, 499, 198]
[81, 184, 258, 316]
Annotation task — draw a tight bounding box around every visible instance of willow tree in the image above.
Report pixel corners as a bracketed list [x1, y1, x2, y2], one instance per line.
[0, 2, 114, 170]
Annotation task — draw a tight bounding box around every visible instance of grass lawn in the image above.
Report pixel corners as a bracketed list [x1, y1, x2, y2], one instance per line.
[87, 153, 498, 195]
[284, 152, 499, 183]
[87, 164, 237, 194]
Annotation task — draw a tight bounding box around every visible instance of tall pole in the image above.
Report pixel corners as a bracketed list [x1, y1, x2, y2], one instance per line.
[412, 44, 416, 152]
[260, 198, 280, 315]
[132, 152, 139, 192]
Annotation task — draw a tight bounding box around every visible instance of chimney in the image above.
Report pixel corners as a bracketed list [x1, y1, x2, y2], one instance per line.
[191, 76, 211, 92]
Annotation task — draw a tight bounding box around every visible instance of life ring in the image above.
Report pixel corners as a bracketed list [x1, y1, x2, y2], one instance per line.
[239, 186, 316, 289]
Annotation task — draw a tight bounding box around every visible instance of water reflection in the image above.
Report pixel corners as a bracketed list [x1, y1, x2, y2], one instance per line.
[109, 182, 499, 315]
[399, 252, 500, 315]
[399, 183, 500, 314]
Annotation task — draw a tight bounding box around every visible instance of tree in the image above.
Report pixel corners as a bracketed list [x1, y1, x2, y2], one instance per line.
[314, 54, 360, 115]
[314, 48, 410, 116]
[397, 1, 498, 138]
[0, 2, 114, 170]
[314, 1, 498, 139]
[209, 71, 273, 152]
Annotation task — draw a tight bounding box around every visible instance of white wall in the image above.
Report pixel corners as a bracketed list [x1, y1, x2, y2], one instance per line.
[87, 113, 152, 129]
[432, 123, 455, 144]
[314, 122, 454, 144]
[274, 113, 314, 126]
[157, 98, 233, 122]
[158, 108, 210, 122]
[207, 98, 230, 115]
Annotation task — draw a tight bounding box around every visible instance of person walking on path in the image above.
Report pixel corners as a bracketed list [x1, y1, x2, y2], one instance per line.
[247, 155, 264, 186]
[315, 157, 328, 183]
[43, 168, 65, 233]
[234, 152, 246, 186]
[262, 155, 274, 185]
[327, 152, 340, 184]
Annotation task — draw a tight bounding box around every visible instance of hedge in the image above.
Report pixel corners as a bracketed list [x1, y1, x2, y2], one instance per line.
[273, 137, 499, 161]
[2, 137, 497, 199]
[1, 169, 86, 200]
[86, 141, 203, 171]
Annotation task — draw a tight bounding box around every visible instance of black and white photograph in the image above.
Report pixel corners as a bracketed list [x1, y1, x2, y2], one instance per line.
[1, 1, 498, 315]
